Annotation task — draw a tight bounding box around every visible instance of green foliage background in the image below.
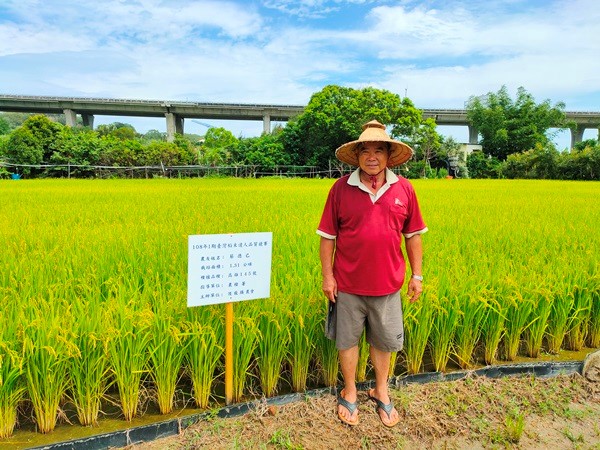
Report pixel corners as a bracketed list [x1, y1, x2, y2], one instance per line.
[1, 84, 598, 180]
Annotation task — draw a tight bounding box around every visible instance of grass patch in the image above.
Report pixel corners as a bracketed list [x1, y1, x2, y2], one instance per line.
[150, 373, 600, 450]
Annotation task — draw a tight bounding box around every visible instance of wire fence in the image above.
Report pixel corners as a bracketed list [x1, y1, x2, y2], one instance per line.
[0, 161, 357, 179]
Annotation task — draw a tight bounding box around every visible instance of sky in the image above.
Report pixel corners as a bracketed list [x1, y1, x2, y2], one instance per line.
[1, 0, 599, 149]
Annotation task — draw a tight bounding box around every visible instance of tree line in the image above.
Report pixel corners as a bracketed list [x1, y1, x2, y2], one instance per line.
[1, 84, 598, 180]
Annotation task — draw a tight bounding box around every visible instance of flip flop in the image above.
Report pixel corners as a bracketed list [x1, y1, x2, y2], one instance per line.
[337, 389, 359, 426]
[368, 388, 400, 428]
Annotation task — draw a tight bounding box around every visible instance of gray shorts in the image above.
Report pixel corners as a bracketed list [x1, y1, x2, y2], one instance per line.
[327, 290, 404, 353]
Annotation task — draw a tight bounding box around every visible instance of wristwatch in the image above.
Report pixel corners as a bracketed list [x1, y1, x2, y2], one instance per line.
[411, 274, 423, 281]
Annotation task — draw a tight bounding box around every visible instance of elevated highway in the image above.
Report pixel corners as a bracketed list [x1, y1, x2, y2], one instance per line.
[1, 94, 598, 147]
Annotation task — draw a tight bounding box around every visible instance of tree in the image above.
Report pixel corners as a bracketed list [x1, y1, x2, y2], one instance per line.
[0, 135, 8, 158]
[466, 86, 567, 160]
[50, 127, 103, 177]
[98, 136, 143, 166]
[282, 85, 422, 171]
[280, 119, 307, 166]
[467, 151, 501, 179]
[4, 127, 44, 175]
[19, 114, 63, 162]
[0, 116, 10, 135]
[96, 122, 137, 140]
[573, 138, 598, 152]
[0, 112, 35, 129]
[140, 129, 167, 143]
[500, 143, 560, 179]
[409, 118, 441, 177]
[173, 134, 198, 165]
[557, 140, 600, 180]
[235, 131, 290, 170]
[139, 141, 190, 166]
[390, 97, 424, 140]
[198, 127, 238, 166]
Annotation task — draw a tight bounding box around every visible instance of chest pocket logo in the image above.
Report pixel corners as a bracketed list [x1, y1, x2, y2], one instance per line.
[389, 202, 408, 231]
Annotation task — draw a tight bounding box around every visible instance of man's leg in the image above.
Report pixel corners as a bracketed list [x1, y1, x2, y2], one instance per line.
[338, 345, 359, 423]
[369, 345, 399, 426]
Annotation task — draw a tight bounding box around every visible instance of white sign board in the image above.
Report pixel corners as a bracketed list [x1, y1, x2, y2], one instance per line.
[187, 232, 272, 307]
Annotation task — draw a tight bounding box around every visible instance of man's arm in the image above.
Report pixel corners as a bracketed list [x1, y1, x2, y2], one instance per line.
[319, 237, 338, 302]
[405, 234, 423, 303]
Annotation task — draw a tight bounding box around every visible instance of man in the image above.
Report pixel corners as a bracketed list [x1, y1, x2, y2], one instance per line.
[317, 120, 427, 427]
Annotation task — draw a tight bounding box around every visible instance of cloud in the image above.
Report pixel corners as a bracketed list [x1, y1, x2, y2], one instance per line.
[263, 0, 376, 18]
[0, 23, 94, 56]
[328, 0, 600, 108]
[0, 0, 264, 49]
[0, 0, 598, 136]
[348, 1, 597, 61]
[376, 48, 600, 109]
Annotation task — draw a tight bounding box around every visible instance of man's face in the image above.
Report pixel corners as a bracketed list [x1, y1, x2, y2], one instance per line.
[357, 142, 389, 175]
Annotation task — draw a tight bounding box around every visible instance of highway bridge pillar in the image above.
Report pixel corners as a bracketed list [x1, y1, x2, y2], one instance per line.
[82, 114, 94, 129]
[570, 125, 586, 149]
[63, 109, 77, 127]
[166, 113, 184, 142]
[263, 114, 271, 134]
[468, 125, 479, 144]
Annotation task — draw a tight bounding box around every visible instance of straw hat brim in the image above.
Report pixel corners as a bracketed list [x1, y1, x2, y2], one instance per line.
[335, 138, 414, 167]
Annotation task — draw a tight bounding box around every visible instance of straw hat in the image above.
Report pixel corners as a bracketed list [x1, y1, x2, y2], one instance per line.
[335, 120, 413, 167]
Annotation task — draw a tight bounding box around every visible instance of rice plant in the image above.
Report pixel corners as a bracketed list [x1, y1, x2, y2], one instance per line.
[22, 296, 77, 433]
[69, 300, 111, 426]
[502, 289, 534, 361]
[185, 308, 223, 409]
[0, 341, 25, 438]
[588, 280, 600, 348]
[523, 288, 553, 358]
[287, 298, 318, 392]
[1, 177, 599, 436]
[255, 302, 290, 397]
[106, 297, 152, 421]
[480, 293, 505, 365]
[453, 289, 485, 370]
[564, 280, 592, 351]
[147, 313, 189, 414]
[403, 294, 433, 374]
[546, 282, 575, 354]
[356, 331, 370, 382]
[429, 278, 459, 371]
[0, 300, 25, 439]
[232, 315, 260, 403]
[388, 351, 398, 377]
[315, 312, 339, 387]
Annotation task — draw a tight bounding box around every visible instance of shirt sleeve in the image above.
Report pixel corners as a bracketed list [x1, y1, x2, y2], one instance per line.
[317, 181, 339, 238]
[402, 183, 427, 236]
[403, 227, 428, 239]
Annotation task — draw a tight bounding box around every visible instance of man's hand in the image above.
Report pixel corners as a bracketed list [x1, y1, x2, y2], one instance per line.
[319, 237, 337, 302]
[322, 273, 338, 302]
[406, 278, 423, 303]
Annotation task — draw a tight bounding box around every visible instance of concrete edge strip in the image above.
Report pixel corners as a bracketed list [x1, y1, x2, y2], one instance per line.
[30, 361, 583, 450]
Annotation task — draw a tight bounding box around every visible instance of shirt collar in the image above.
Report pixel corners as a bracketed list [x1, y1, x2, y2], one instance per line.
[348, 167, 399, 187]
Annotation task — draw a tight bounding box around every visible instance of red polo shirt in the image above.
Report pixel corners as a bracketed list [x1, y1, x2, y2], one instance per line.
[317, 169, 427, 296]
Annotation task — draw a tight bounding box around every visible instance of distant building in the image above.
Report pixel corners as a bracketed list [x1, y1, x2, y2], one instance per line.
[458, 144, 482, 160]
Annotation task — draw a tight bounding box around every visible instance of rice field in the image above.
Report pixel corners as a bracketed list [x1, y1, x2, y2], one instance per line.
[0, 178, 599, 438]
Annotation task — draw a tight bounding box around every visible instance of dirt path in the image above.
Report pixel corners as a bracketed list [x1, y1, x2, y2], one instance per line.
[130, 373, 600, 449]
